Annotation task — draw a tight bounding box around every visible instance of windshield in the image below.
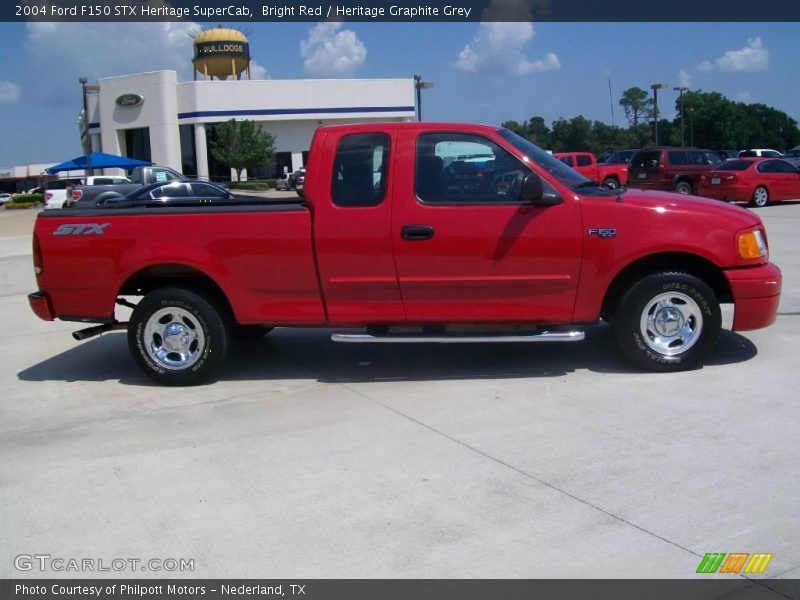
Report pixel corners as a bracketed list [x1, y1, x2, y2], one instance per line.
[497, 129, 592, 190]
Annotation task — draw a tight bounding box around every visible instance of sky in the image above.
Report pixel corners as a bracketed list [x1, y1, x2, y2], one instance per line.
[0, 20, 798, 166]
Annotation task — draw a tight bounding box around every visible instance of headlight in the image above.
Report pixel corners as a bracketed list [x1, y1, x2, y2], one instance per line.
[737, 229, 767, 260]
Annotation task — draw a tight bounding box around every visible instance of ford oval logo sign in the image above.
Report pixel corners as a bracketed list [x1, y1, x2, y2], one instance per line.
[116, 93, 144, 107]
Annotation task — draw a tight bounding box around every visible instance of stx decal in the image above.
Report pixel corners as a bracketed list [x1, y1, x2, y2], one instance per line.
[53, 223, 110, 236]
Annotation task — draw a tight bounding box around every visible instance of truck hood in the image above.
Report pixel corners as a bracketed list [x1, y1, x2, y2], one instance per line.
[619, 188, 761, 229]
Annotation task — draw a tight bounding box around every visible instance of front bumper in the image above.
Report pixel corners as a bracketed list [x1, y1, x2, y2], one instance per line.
[724, 262, 782, 331]
[28, 291, 55, 321]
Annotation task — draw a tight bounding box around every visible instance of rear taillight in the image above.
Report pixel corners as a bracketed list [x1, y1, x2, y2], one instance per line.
[45, 192, 53, 200]
[725, 175, 738, 182]
[33, 232, 43, 275]
[657, 162, 665, 171]
[71, 189, 82, 200]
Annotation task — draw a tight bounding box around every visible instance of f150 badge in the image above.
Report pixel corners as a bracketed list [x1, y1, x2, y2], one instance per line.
[588, 227, 617, 238]
[53, 223, 110, 236]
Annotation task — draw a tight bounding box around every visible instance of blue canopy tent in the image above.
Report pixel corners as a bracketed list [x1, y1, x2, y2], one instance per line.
[45, 152, 151, 174]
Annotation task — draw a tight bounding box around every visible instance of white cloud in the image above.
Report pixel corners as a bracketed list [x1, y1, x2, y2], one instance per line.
[678, 69, 692, 88]
[456, 22, 560, 76]
[737, 91, 752, 102]
[249, 60, 268, 80]
[697, 37, 769, 74]
[0, 81, 21, 102]
[24, 20, 198, 106]
[300, 23, 366, 77]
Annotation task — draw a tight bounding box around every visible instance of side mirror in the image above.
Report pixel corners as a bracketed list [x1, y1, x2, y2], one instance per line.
[520, 172, 543, 203]
[520, 172, 562, 206]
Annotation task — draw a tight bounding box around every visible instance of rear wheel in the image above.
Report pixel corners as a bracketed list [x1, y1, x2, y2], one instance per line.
[128, 287, 228, 386]
[612, 272, 720, 372]
[674, 181, 693, 195]
[751, 186, 769, 207]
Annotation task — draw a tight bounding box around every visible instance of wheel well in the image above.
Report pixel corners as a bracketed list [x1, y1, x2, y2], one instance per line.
[118, 264, 235, 320]
[601, 253, 732, 319]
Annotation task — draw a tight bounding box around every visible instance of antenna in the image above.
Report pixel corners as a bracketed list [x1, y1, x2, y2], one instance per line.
[608, 77, 615, 129]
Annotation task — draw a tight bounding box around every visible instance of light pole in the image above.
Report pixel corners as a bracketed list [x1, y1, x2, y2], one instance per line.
[413, 74, 434, 122]
[79, 77, 91, 171]
[650, 83, 669, 145]
[674, 86, 688, 146]
[688, 107, 695, 147]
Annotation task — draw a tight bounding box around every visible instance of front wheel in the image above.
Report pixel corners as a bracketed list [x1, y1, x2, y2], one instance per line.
[603, 177, 619, 190]
[128, 287, 228, 386]
[612, 273, 720, 372]
[751, 186, 769, 207]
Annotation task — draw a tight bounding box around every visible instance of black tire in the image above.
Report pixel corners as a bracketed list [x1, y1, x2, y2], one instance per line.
[128, 287, 228, 386]
[231, 325, 274, 341]
[751, 186, 769, 207]
[603, 177, 619, 189]
[612, 272, 721, 372]
[674, 180, 693, 195]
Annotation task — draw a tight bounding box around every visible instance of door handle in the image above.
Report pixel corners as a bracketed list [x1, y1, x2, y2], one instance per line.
[401, 225, 435, 241]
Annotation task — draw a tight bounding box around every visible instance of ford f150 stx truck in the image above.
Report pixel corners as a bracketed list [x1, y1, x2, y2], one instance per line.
[29, 123, 782, 385]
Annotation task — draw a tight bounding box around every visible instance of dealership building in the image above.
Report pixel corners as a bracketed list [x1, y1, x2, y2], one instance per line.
[80, 71, 416, 180]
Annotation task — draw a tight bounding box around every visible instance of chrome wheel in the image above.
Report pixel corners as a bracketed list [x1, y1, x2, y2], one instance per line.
[753, 186, 769, 207]
[639, 291, 703, 356]
[603, 177, 619, 189]
[144, 306, 206, 370]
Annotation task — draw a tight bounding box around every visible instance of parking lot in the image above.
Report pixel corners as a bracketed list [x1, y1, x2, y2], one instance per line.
[0, 203, 798, 587]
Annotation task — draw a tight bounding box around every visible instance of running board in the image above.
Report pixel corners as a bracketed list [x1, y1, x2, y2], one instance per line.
[331, 330, 585, 344]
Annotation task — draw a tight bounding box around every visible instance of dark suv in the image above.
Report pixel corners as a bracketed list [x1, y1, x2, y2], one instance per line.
[627, 147, 724, 195]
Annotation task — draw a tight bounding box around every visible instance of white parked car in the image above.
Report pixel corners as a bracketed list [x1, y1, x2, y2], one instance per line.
[738, 149, 783, 158]
[0, 193, 12, 205]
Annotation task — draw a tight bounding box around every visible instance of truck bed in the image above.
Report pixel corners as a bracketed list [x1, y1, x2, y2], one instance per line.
[34, 201, 324, 325]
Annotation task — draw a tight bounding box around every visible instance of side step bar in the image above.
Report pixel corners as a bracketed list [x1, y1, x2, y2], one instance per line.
[331, 330, 585, 344]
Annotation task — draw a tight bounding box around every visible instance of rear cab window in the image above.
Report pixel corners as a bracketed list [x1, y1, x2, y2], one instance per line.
[331, 132, 390, 207]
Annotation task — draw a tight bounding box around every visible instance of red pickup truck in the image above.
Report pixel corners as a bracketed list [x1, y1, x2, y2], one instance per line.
[554, 151, 630, 189]
[29, 123, 781, 385]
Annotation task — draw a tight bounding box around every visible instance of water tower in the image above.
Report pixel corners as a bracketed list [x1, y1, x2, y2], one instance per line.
[192, 27, 251, 80]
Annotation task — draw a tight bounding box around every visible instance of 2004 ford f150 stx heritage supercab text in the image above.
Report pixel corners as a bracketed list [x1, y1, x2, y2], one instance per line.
[28, 123, 782, 385]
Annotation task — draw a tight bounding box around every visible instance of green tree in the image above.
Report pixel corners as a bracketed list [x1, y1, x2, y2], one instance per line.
[550, 116, 593, 152]
[619, 87, 654, 128]
[209, 119, 275, 181]
[501, 116, 552, 148]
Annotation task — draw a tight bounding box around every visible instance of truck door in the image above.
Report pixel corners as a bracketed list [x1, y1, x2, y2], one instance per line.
[312, 129, 404, 323]
[392, 129, 583, 323]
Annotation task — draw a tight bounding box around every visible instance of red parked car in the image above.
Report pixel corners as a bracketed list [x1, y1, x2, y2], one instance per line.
[698, 158, 800, 207]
